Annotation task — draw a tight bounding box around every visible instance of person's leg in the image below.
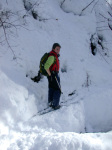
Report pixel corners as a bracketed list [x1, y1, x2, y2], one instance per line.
[52, 89, 61, 108]
[48, 88, 54, 106]
[47, 76, 54, 106]
[47, 73, 61, 108]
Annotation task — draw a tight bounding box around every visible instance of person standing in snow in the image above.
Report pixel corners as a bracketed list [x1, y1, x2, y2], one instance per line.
[44, 43, 61, 110]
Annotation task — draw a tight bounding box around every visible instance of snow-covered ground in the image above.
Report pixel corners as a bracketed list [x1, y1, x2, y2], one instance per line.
[0, 0, 112, 149]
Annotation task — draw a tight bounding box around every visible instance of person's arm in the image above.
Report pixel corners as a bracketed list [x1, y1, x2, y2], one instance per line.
[46, 69, 51, 76]
[44, 56, 55, 76]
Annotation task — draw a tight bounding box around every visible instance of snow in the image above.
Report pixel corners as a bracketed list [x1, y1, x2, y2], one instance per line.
[0, 0, 112, 149]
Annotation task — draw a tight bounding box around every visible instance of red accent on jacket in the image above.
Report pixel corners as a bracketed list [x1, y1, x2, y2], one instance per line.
[49, 50, 60, 72]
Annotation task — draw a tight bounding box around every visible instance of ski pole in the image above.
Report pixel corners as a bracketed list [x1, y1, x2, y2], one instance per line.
[55, 76, 63, 94]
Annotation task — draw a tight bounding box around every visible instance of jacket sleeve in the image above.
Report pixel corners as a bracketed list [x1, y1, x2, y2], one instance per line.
[44, 56, 55, 70]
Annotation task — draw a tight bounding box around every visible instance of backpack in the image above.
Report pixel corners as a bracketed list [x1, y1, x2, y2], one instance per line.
[39, 52, 56, 76]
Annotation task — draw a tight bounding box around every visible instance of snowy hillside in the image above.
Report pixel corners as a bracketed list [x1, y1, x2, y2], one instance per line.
[0, 0, 112, 149]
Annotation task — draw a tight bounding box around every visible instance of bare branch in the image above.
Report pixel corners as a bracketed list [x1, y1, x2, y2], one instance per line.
[80, 0, 95, 16]
[98, 13, 112, 32]
[99, 13, 112, 21]
[105, 0, 112, 10]
[108, 22, 112, 30]
[0, 18, 16, 59]
[98, 49, 109, 64]
[108, 11, 112, 17]
[60, 0, 66, 8]
[99, 13, 108, 20]
[91, 0, 99, 13]
[23, 0, 40, 17]
[0, 9, 34, 59]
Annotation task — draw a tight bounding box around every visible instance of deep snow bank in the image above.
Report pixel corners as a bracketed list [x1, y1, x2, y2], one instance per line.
[1, 123, 112, 150]
[84, 86, 112, 133]
[0, 70, 37, 126]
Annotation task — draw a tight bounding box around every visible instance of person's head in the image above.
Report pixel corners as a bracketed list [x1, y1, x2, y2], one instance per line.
[52, 43, 61, 55]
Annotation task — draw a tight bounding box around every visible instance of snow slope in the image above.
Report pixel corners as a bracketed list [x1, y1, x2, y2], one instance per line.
[0, 0, 112, 149]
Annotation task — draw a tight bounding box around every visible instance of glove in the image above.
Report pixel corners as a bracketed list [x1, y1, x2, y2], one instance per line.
[31, 72, 42, 83]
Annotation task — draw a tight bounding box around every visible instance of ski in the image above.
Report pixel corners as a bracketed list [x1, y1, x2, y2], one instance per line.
[29, 90, 78, 119]
[29, 106, 61, 118]
[29, 106, 50, 119]
[38, 97, 83, 116]
[39, 106, 61, 115]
